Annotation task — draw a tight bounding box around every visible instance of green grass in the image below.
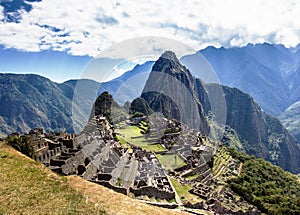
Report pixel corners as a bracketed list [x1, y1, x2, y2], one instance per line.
[185, 174, 199, 180]
[116, 134, 127, 145]
[169, 178, 202, 204]
[116, 126, 145, 146]
[140, 121, 148, 126]
[167, 198, 176, 203]
[139, 121, 149, 130]
[0, 143, 105, 214]
[212, 147, 232, 177]
[116, 125, 165, 152]
[142, 144, 166, 152]
[156, 154, 186, 171]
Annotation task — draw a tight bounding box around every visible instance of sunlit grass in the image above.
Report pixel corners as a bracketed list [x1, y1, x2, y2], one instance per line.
[185, 174, 199, 180]
[169, 178, 203, 204]
[156, 154, 186, 170]
[0, 142, 105, 214]
[116, 125, 166, 152]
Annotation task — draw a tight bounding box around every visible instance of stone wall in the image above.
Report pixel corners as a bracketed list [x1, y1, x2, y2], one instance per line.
[130, 186, 175, 200]
[96, 180, 127, 195]
[82, 162, 98, 180]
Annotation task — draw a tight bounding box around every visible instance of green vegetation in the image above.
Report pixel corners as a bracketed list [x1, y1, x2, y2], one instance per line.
[227, 148, 300, 215]
[117, 125, 142, 140]
[156, 154, 186, 170]
[116, 125, 166, 152]
[129, 97, 152, 115]
[185, 174, 199, 180]
[142, 144, 166, 152]
[138, 121, 150, 134]
[222, 126, 244, 152]
[116, 134, 127, 145]
[212, 147, 232, 177]
[0, 142, 105, 214]
[170, 178, 202, 204]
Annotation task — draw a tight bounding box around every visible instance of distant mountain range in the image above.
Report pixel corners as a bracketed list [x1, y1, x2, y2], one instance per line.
[194, 43, 300, 144]
[0, 62, 152, 136]
[108, 43, 300, 143]
[195, 43, 300, 117]
[114, 43, 300, 143]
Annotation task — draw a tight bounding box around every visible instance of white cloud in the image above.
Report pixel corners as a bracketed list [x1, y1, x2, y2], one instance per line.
[0, 6, 3, 21]
[0, 0, 300, 56]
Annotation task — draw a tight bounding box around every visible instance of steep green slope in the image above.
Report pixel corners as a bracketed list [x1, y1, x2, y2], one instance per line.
[206, 84, 300, 173]
[0, 142, 104, 214]
[227, 148, 300, 214]
[0, 74, 86, 135]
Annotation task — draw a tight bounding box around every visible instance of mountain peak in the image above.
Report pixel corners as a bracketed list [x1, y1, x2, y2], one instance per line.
[160, 50, 179, 62]
[152, 50, 187, 75]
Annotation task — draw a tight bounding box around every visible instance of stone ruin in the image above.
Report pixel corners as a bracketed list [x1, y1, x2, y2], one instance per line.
[20, 116, 176, 205]
[8, 114, 260, 214]
[133, 115, 260, 214]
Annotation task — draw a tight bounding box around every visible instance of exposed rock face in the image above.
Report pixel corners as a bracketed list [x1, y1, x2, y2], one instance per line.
[206, 84, 300, 173]
[141, 51, 210, 135]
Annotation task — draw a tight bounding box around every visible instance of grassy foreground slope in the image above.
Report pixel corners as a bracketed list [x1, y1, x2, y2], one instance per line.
[0, 143, 187, 215]
[0, 142, 103, 215]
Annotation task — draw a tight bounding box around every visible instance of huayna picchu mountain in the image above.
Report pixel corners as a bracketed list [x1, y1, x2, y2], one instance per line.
[141, 51, 210, 135]
[136, 51, 300, 174]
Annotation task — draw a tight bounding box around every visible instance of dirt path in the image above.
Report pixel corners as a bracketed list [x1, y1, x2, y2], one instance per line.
[238, 163, 243, 176]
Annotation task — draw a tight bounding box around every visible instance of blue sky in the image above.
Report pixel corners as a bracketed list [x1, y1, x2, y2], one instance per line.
[0, 0, 300, 82]
[0, 47, 91, 82]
